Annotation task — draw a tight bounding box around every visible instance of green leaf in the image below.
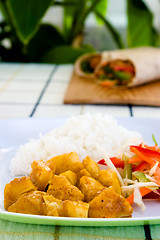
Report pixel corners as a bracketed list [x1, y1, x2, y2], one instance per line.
[42, 45, 94, 64]
[65, 0, 102, 43]
[0, 1, 10, 23]
[127, 0, 159, 47]
[6, 0, 52, 44]
[152, 27, 160, 47]
[63, 0, 86, 41]
[63, 0, 80, 32]
[95, 11, 125, 49]
[27, 24, 65, 61]
[93, 0, 108, 24]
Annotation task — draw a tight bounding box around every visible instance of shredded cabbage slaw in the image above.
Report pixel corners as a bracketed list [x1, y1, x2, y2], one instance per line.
[98, 138, 160, 211]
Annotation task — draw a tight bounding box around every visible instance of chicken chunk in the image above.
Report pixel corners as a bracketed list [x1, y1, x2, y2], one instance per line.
[77, 169, 91, 182]
[63, 200, 89, 218]
[60, 170, 77, 186]
[45, 160, 56, 173]
[96, 169, 121, 194]
[42, 195, 63, 216]
[47, 175, 84, 201]
[30, 160, 53, 191]
[78, 176, 104, 202]
[82, 156, 100, 179]
[88, 187, 133, 218]
[4, 176, 37, 210]
[8, 191, 64, 216]
[47, 152, 84, 174]
[8, 191, 46, 215]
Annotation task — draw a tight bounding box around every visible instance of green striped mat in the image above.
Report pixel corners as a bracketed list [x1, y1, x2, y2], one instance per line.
[0, 219, 159, 240]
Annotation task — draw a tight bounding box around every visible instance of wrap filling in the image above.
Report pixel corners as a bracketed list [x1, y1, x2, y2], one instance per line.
[96, 59, 135, 87]
[80, 55, 101, 74]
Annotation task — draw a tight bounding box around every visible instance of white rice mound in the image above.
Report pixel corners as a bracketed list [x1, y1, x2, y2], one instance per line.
[10, 113, 143, 176]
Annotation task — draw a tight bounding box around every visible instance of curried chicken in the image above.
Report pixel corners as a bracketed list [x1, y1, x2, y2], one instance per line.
[8, 191, 46, 215]
[47, 175, 84, 201]
[42, 194, 63, 216]
[30, 160, 53, 191]
[60, 170, 77, 186]
[46, 151, 84, 174]
[96, 169, 121, 194]
[77, 168, 91, 181]
[88, 187, 133, 218]
[78, 176, 104, 202]
[4, 151, 133, 218]
[63, 200, 89, 218]
[82, 156, 100, 179]
[4, 176, 37, 210]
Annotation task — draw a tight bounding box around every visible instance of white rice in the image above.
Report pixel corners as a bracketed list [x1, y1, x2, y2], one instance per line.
[10, 113, 142, 176]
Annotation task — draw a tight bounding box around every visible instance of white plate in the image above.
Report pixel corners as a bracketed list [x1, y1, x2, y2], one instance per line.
[0, 117, 160, 226]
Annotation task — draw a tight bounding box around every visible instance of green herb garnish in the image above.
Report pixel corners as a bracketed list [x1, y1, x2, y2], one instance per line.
[152, 134, 158, 146]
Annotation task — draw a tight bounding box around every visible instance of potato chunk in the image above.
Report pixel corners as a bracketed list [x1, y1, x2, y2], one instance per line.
[88, 187, 133, 218]
[30, 160, 53, 191]
[4, 176, 37, 210]
[60, 170, 77, 186]
[63, 200, 89, 218]
[47, 175, 84, 201]
[96, 169, 121, 194]
[82, 156, 100, 179]
[42, 195, 63, 216]
[8, 191, 46, 215]
[46, 152, 84, 174]
[78, 176, 104, 202]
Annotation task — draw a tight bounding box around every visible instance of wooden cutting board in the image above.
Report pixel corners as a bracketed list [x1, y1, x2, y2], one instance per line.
[64, 70, 160, 106]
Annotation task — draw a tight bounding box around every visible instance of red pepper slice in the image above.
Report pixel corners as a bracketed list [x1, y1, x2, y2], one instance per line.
[110, 157, 125, 168]
[130, 145, 160, 165]
[143, 189, 160, 199]
[130, 145, 160, 185]
[134, 162, 150, 172]
[113, 65, 134, 73]
[142, 144, 160, 152]
[97, 159, 106, 166]
[98, 157, 124, 168]
[129, 156, 142, 164]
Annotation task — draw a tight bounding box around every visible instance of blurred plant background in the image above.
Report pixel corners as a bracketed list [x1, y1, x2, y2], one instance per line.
[0, 0, 159, 63]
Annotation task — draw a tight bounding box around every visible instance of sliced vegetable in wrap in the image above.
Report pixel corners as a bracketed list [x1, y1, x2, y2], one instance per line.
[95, 59, 135, 87]
[75, 47, 160, 88]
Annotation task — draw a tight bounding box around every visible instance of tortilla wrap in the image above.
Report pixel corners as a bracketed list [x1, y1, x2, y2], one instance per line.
[75, 47, 160, 87]
[74, 53, 101, 79]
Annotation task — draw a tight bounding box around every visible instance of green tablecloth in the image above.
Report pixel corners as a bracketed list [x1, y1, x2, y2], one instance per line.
[0, 219, 159, 240]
